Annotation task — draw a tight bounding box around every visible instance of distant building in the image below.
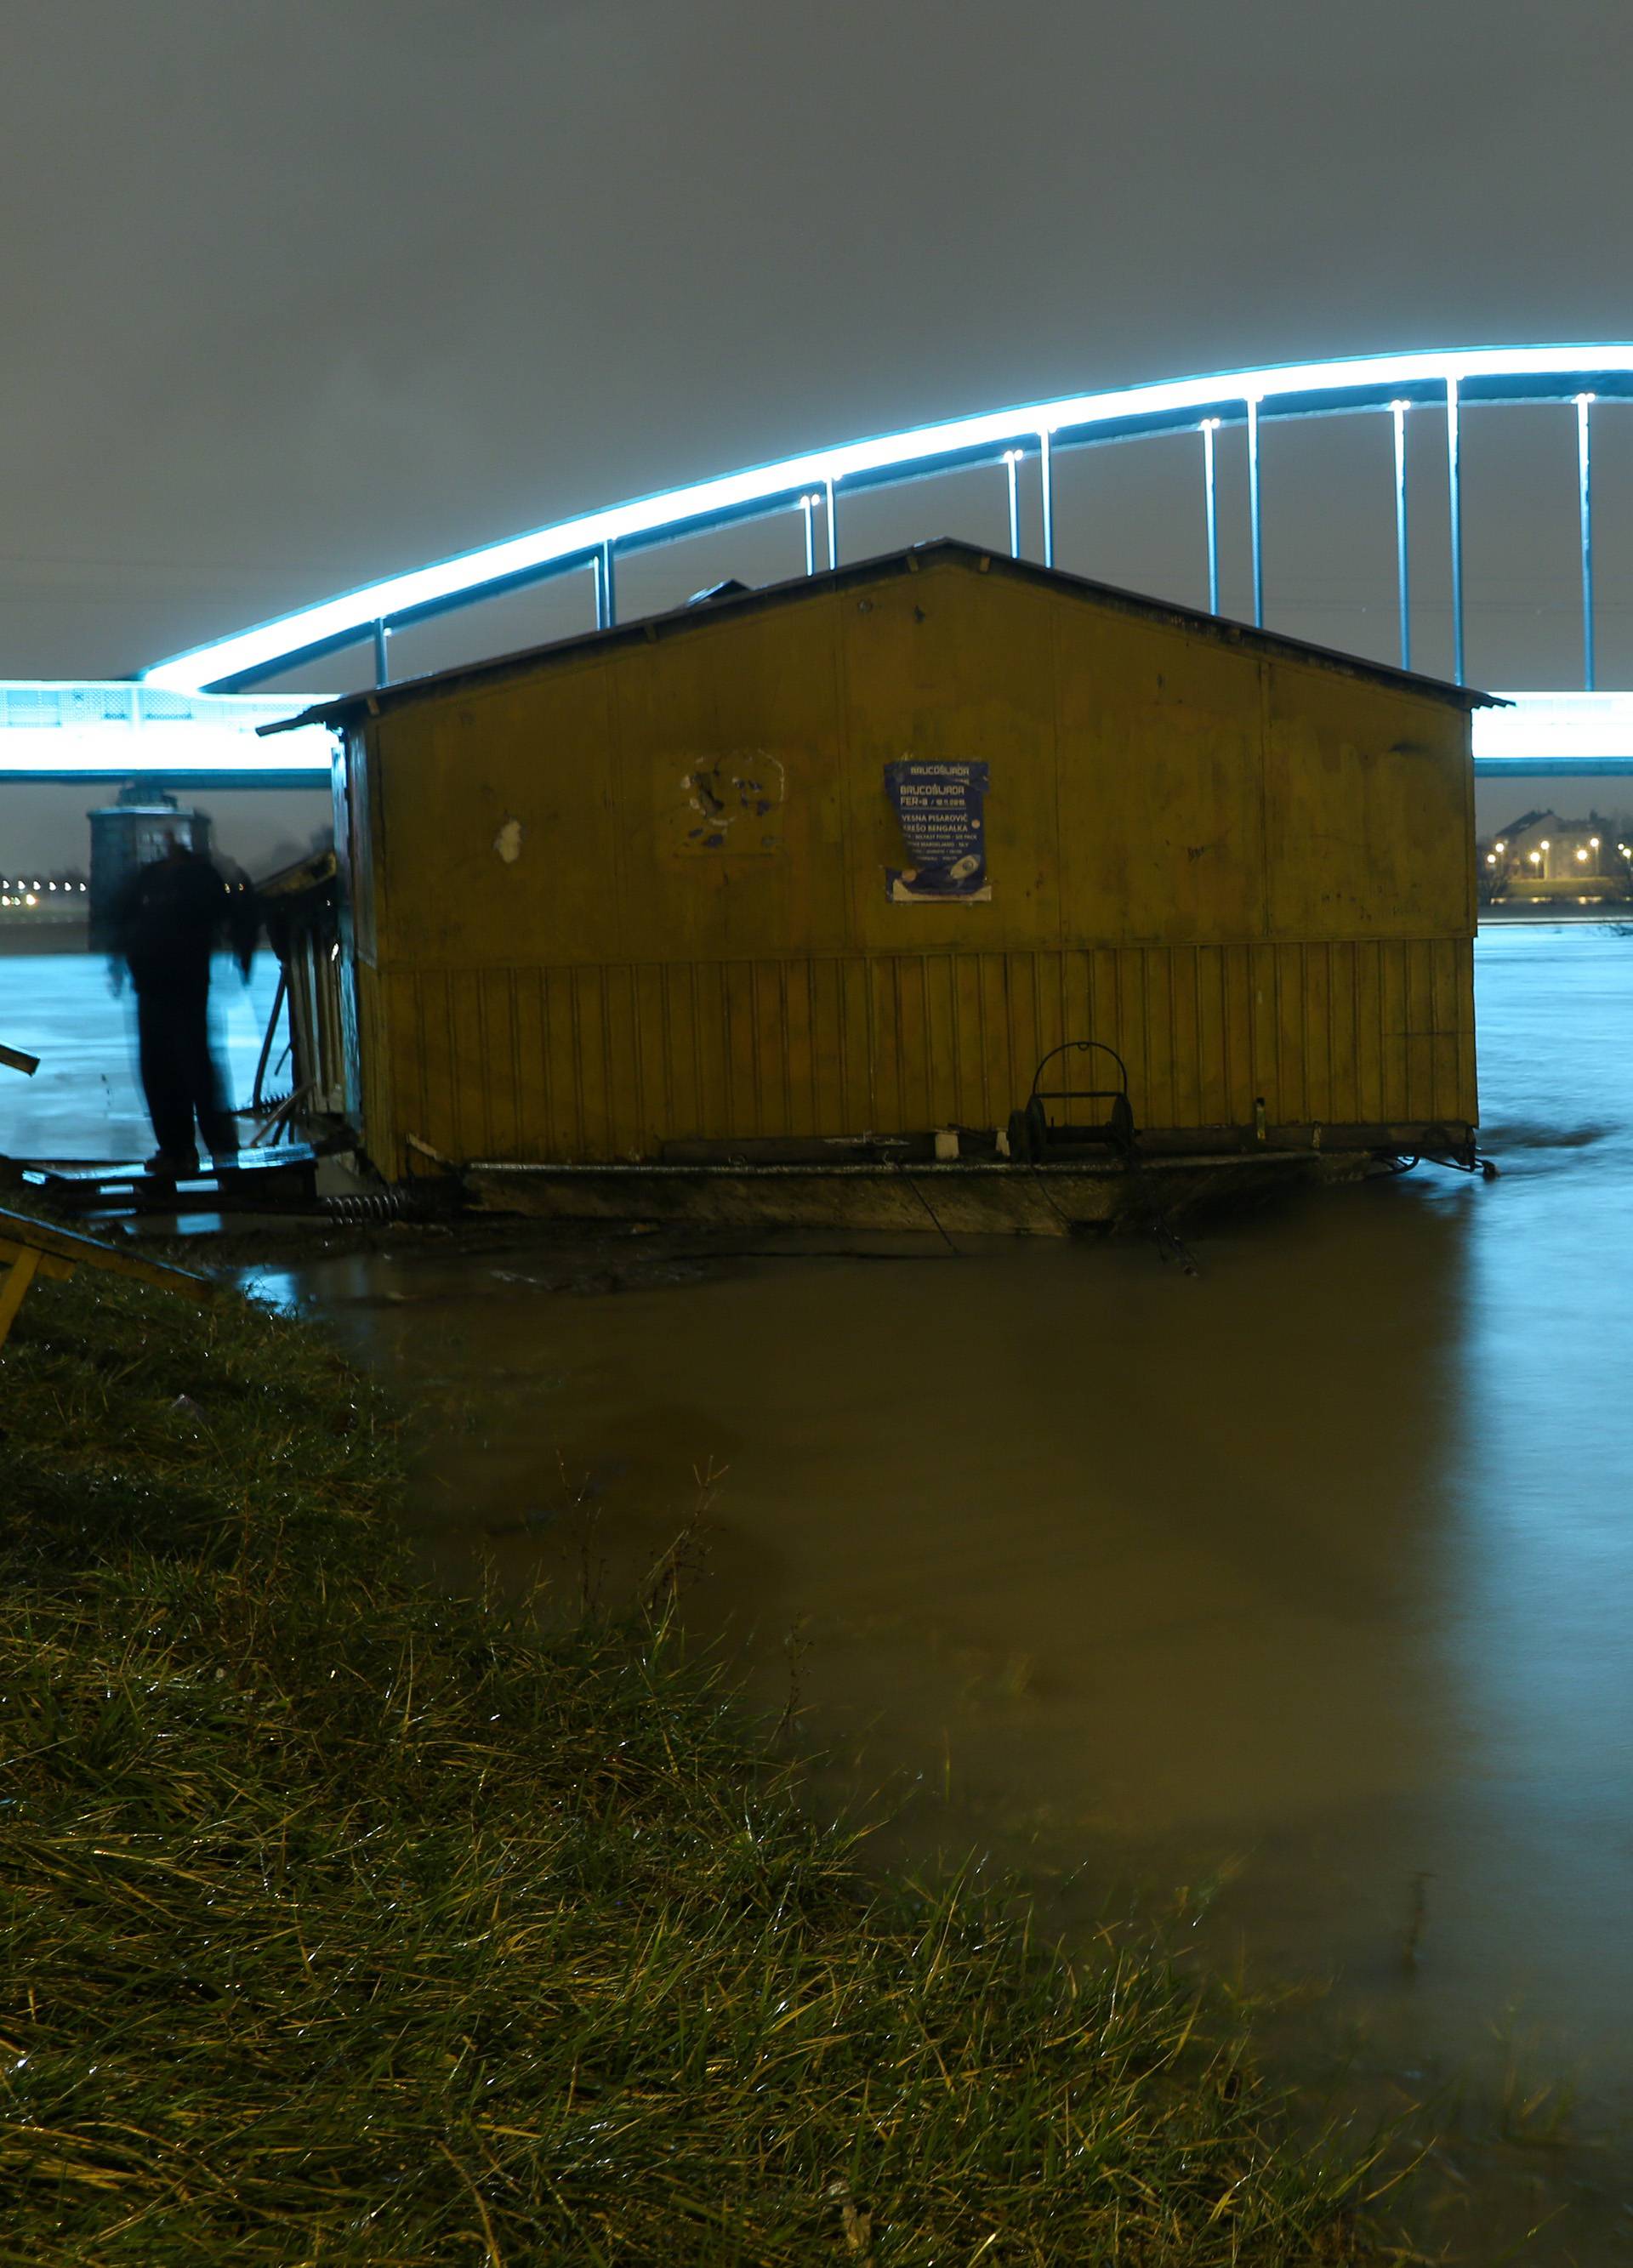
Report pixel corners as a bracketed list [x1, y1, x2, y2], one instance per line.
[0, 868, 91, 946]
[1481, 810, 1633, 901]
[86, 784, 213, 948]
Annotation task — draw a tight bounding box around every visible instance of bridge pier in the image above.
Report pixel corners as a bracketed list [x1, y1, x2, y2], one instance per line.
[1391, 401, 1411, 672]
[1578, 393, 1596, 692]
[1446, 376, 1465, 685]
[1246, 396, 1263, 628]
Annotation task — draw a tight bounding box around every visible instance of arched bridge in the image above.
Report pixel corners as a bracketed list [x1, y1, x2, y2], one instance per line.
[144, 341, 1630, 696]
[7, 346, 1633, 782]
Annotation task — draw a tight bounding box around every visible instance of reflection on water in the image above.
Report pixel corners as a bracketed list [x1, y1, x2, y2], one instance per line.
[49, 925, 1633, 2252]
[0, 951, 283, 1159]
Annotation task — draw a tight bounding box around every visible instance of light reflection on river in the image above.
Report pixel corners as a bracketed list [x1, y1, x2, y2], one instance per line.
[25, 929, 1633, 2254]
[0, 951, 283, 1159]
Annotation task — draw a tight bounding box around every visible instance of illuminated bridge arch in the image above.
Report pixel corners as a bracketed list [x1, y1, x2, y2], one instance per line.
[141, 343, 1633, 700]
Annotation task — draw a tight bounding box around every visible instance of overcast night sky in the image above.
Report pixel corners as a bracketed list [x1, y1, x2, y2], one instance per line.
[5, 0, 1633, 865]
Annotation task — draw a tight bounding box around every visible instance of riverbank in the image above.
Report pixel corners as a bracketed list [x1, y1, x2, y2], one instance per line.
[0, 1227, 1389, 2263]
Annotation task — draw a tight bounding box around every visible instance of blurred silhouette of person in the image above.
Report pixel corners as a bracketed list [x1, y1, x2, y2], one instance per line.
[111, 834, 258, 1176]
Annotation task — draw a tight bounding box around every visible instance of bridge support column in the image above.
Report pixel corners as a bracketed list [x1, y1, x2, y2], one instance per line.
[1038, 430, 1055, 569]
[1391, 401, 1411, 672]
[1246, 396, 1263, 627]
[1446, 375, 1465, 685]
[595, 543, 617, 631]
[1200, 419, 1220, 613]
[1004, 449, 1021, 560]
[824, 476, 839, 571]
[372, 620, 390, 689]
[799, 493, 817, 577]
[1578, 393, 1596, 691]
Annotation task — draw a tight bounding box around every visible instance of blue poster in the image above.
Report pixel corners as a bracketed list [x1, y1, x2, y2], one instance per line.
[885, 759, 991, 902]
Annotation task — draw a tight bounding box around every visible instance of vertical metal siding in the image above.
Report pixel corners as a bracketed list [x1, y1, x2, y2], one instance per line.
[370, 936, 1473, 1168]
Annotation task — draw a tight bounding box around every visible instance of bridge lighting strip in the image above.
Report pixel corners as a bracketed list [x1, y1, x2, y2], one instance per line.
[0, 746, 330, 780]
[0, 754, 324, 777]
[0, 691, 335, 781]
[140, 344, 1633, 695]
[4, 693, 1632, 782]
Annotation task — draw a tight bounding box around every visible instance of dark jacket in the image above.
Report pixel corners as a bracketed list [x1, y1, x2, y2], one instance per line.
[113, 852, 255, 997]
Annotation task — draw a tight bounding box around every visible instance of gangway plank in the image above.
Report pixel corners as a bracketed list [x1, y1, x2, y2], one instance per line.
[18, 1146, 319, 1219]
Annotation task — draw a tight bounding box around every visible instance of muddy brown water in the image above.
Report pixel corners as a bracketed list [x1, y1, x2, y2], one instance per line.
[231, 924, 1631, 2259]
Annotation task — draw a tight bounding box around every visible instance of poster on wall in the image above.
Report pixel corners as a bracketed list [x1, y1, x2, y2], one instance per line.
[885, 759, 991, 901]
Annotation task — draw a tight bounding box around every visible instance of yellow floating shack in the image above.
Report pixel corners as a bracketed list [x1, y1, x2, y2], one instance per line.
[277, 541, 1490, 1229]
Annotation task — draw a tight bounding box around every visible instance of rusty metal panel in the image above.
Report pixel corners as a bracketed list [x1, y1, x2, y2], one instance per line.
[1054, 614, 1269, 943]
[339, 724, 379, 966]
[353, 962, 393, 1167]
[1264, 663, 1470, 939]
[1323, 944, 1355, 1123]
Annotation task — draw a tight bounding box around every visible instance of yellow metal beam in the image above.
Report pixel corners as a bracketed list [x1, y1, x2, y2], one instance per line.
[0, 1208, 214, 1352]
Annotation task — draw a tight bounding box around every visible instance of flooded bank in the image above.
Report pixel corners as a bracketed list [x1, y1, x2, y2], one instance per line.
[20, 926, 1633, 2254]
[238, 924, 1633, 2254]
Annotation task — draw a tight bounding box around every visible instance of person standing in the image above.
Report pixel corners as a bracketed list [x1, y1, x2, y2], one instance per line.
[111, 834, 257, 1177]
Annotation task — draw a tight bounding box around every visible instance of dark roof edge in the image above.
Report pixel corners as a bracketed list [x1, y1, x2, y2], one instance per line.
[261, 539, 1499, 735]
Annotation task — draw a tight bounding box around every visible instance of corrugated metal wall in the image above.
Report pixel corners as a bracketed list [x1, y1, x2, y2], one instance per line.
[362, 937, 1472, 1164]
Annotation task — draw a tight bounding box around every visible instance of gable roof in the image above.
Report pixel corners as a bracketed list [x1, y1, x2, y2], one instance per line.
[263, 537, 1496, 736]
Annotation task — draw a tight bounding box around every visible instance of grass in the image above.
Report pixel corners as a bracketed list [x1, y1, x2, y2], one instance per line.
[0, 1241, 1391, 2263]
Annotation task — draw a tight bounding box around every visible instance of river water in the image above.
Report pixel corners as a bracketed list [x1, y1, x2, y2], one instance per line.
[9, 929, 1633, 2255]
[0, 951, 284, 1160]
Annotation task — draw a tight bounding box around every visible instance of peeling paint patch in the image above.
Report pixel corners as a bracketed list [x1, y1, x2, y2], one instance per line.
[494, 818, 524, 864]
[664, 751, 788, 855]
